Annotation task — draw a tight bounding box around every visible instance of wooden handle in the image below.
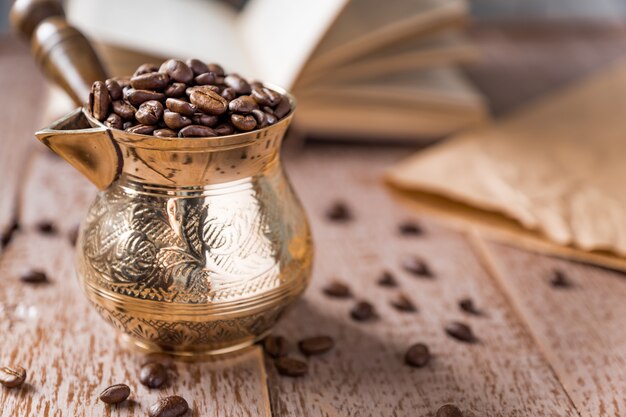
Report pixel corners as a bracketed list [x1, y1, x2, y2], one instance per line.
[10, 0, 109, 106]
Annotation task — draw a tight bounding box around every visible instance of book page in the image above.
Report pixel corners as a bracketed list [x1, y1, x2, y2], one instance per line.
[304, 0, 467, 73]
[236, 0, 350, 88]
[66, 0, 254, 76]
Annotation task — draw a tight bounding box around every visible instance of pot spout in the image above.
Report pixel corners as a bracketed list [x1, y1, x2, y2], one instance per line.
[35, 107, 121, 190]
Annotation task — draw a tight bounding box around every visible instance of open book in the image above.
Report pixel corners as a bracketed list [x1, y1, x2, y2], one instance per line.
[67, 0, 487, 141]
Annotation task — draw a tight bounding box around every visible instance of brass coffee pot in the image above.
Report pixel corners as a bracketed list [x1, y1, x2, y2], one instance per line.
[12, 0, 313, 356]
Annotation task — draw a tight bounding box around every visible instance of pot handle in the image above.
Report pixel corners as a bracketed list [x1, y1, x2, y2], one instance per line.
[10, 0, 109, 106]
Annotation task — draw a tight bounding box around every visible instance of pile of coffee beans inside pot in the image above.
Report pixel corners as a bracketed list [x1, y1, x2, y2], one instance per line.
[89, 59, 292, 138]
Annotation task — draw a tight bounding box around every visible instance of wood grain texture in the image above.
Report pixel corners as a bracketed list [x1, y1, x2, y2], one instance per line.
[478, 240, 626, 417]
[0, 36, 45, 250]
[268, 146, 580, 417]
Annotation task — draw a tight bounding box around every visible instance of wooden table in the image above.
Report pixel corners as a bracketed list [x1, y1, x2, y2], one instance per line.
[2, 26, 626, 416]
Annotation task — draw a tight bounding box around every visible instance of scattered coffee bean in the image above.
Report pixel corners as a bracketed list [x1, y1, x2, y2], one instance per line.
[398, 221, 423, 236]
[140, 362, 168, 388]
[445, 321, 478, 343]
[231, 114, 257, 131]
[264, 335, 289, 358]
[90, 81, 111, 121]
[131, 72, 170, 90]
[550, 269, 573, 288]
[160, 59, 194, 84]
[350, 301, 377, 321]
[322, 281, 351, 298]
[1, 221, 19, 248]
[377, 271, 397, 287]
[68, 225, 79, 246]
[401, 256, 433, 278]
[141, 353, 174, 369]
[36, 221, 57, 235]
[436, 404, 463, 417]
[298, 336, 334, 356]
[99, 383, 131, 404]
[20, 269, 48, 284]
[148, 395, 189, 417]
[105, 79, 123, 101]
[459, 298, 482, 316]
[390, 294, 417, 312]
[325, 202, 352, 222]
[275, 357, 308, 377]
[178, 125, 217, 138]
[405, 343, 430, 368]
[0, 366, 26, 388]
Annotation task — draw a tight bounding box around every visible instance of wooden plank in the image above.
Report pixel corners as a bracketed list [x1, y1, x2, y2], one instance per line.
[267, 146, 580, 417]
[0, 232, 271, 417]
[477, 240, 626, 417]
[0, 36, 46, 248]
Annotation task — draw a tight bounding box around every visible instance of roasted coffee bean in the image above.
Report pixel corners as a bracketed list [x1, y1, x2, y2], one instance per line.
[112, 100, 137, 120]
[20, 269, 48, 284]
[252, 87, 281, 106]
[105, 113, 124, 130]
[99, 383, 131, 404]
[390, 294, 417, 312]
[105, 79, 123, 101]
[140, 362, 168, 388]
[436, 404, 463, 417]
[148, 395, 189, 417]
[141, 353, 174, 369]
[273, 96, 291, 118]
[550, 269, 573, 288]
[229, 95, 257, 114]
[350, 301, 377, 321]
[136, 100, 164, 125]
[192, 113, 219, 127]
[322, 281, 351, 298]
[160, 59, 194, 84]
[405, 343, 430, 368]
[114, 76, 131, 89]
[214, 123, 234, 136]
[459, 298, 482, 316]
[195, 72, 217, 85]
[187, 85, 219, 97]
[131, 72, 170, 90]
[0, 366, 26, 388]
[275, 357, 308, 377]
[231, 114, 257, 131]
[265, 112, 278, 125]
[164, 110, 193, 130]
[154, 128, 178, 138]
[126, 124, 156, 135]
[326, 202, 352, 222]
[1, 220, 19, 248]
[263, 106, 275, 115]
[220, 87, 236, 101]
[263, 335, 288, 358]
[123, 121, 136, 130]
[37, 221, 57, 234]
[207, 63, 225, 76]
[166, 98, 196, 117]
[164, 82, 187, 98]
[402, 256, 433, 278]
[68, 225, 79, 246]
[187, 58, 209, 75]
[251, 109, 269, 128]
[126, 89, 165, 107]
[90, 81, 111, 121]
[225, 73, 251, 94]
[298, 336, 334, 356]
[250, 80, 264, 89]
[378, 271, 397, 287]
[178, 125, 217, 138]
[190, 88, 228, 115]
[445, 321, 477, 343]
[134, 63, 159, 76]
[399, 221, 423, 236]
